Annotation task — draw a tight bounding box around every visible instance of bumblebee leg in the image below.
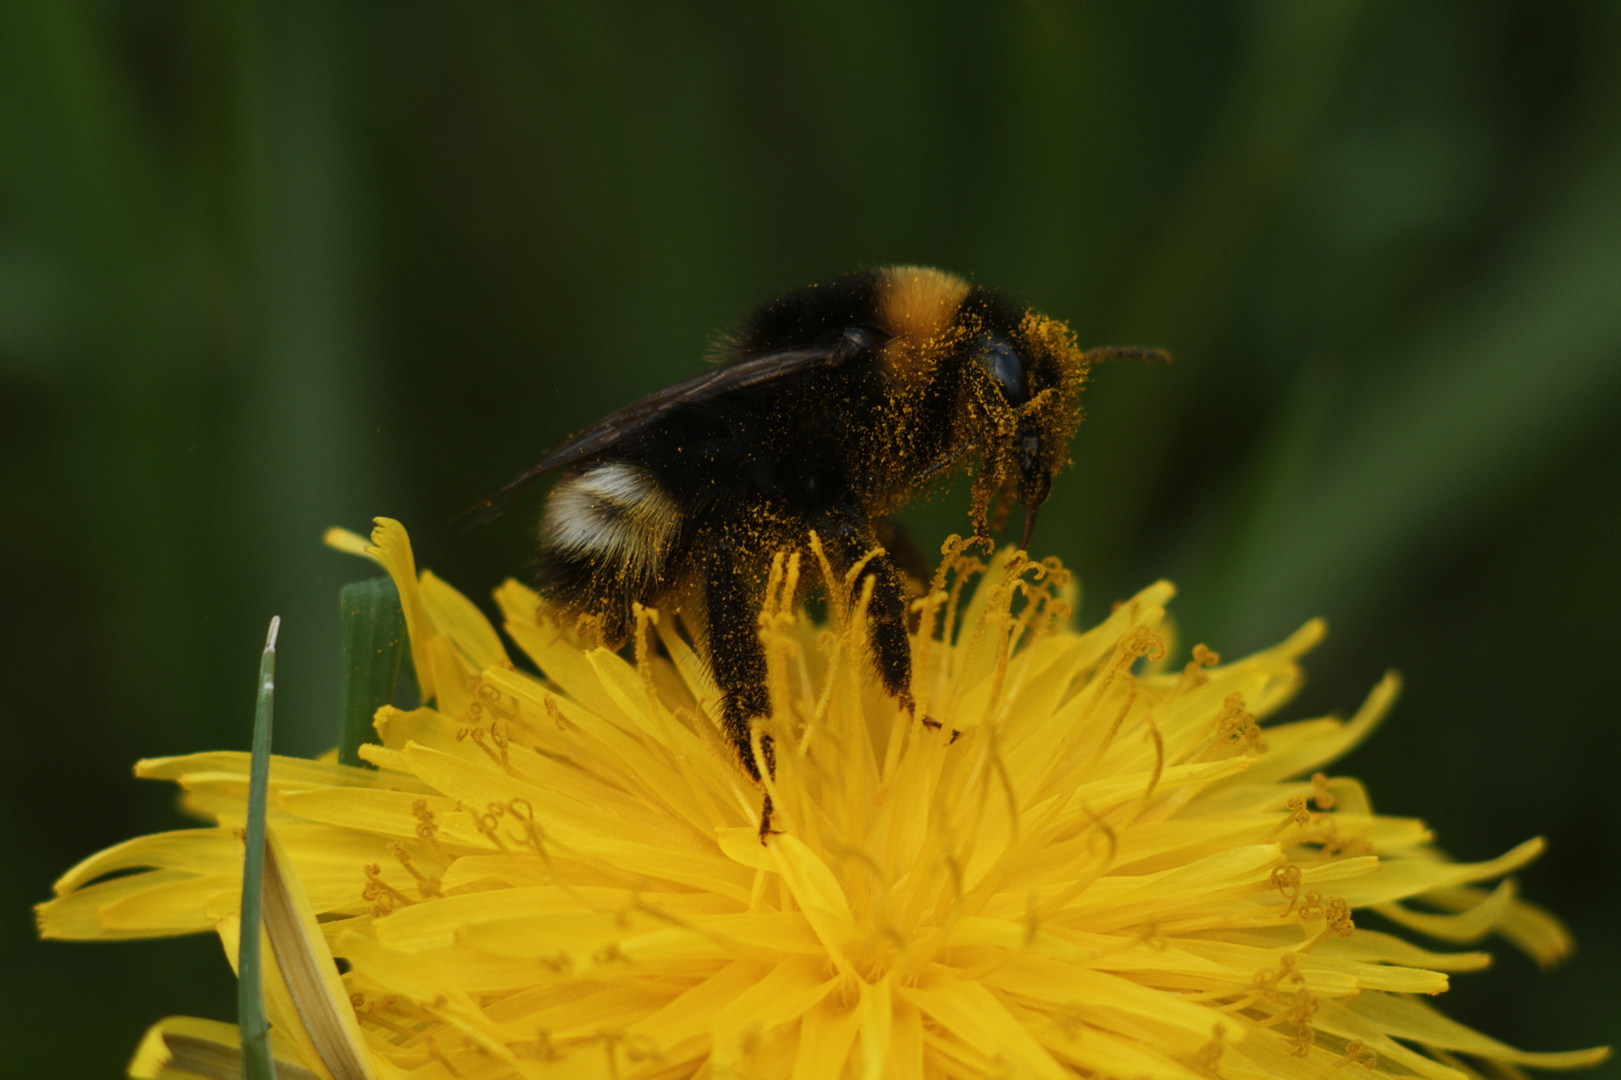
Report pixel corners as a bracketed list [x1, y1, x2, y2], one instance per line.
[702, 537, 771, 778]
[862, 552, 915, 714]
[820, 511, 914, 714]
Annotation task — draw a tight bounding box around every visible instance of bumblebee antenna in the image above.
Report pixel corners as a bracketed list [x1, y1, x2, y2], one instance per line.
[1080, 345, 1172, 365]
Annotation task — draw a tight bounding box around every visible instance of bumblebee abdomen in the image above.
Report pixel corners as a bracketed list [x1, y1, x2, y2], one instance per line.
[538, 461, 682, 629]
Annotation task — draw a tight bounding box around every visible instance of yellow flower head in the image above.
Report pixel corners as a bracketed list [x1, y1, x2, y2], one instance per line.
[40, 519, 1609, 1080]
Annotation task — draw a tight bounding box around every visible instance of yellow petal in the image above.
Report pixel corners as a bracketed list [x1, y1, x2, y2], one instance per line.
[711, 955, 837, 1068]
[770, 835, 862, 961]
[51, 828, 238, 895]
[417, 569, 506, 670]
[321, 527, 377, 562]
[900, 968, 1069, 1080]
[856, 975, 893, 1080]
[1314, 927, 1492, 972]
[1419, 882, 1575, 968]
[791, 990, 863, 1080]
[1374, 877, 1522, 944]
[1333, 837, 1546, 907]
[363, 517, 437, 702]
[1326, 993, 1610, 1070]
[36, 868, 223, 940]
[628, 960, 772, 1058]
[135, 751, 430, 793]
[985, 955, 1237, 1042]
[127, 1016, 322, 1080]
[262, 828, 378, 1079]
[1241, 670, 1400, 784]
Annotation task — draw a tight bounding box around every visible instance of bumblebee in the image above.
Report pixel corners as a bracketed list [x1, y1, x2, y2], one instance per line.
[480, 265, 1158, 785]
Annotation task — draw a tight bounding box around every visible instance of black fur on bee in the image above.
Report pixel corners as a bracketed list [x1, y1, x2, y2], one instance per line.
[474, 266, 1163, 818]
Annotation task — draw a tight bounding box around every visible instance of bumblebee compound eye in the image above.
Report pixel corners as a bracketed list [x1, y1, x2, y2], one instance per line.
[978, 335, 1029, 405]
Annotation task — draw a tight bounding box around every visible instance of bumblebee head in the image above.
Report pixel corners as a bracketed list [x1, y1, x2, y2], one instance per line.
[963, 303, 1090, 548]
[871, 267, 1159, 550]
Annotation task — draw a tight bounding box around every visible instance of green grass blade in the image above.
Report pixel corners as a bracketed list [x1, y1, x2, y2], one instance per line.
[339, 577, 406, 768]
[239, 616, 279, 1080]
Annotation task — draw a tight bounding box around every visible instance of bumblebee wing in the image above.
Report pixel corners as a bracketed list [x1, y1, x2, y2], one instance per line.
[462, 340, 861, 524]
[538, 344, 847, 470]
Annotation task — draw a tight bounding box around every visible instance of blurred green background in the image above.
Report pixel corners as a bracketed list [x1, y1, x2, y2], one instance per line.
[3, 2, 1617, 1075]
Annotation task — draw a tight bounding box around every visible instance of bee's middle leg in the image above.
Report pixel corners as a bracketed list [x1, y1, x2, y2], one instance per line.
[817, 510, 914, 715]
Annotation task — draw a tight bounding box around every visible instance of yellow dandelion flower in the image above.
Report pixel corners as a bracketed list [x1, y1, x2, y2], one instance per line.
[40, 518, 1609, 1080]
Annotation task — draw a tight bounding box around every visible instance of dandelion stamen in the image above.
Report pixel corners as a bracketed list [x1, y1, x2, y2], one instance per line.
[1131, 714, 1166, 820]
[1272, 865, 1305, 915]
[1311, 770, 1337, 810]
[1334, 1039, 1378, 1070]
[1190, 1025, 1227, 1077]
[389, 842, 443, 899]
[361, 862, 413, 910]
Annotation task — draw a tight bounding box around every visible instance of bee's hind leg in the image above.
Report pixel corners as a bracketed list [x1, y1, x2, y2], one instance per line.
[699, 535, 778, 839]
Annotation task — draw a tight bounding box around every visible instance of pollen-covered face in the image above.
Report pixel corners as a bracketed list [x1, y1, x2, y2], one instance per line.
[963, 308, 1090, 545]
[1008, 310, 1089, 507]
